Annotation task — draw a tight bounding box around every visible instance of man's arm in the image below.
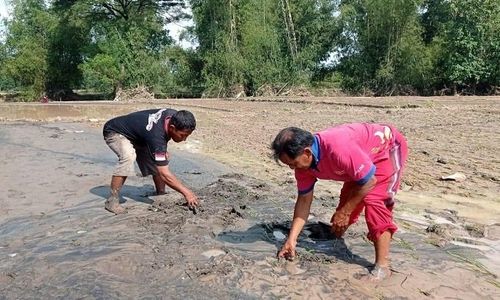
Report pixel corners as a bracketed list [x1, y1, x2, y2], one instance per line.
[277, 191, 314, 260]
[331, 175, 377, 236]
[156, 165, 198, 208]
[289, 192, 314, 241]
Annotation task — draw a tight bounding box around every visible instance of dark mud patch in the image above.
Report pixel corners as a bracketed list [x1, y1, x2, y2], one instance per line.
[143, 173, 280, 231]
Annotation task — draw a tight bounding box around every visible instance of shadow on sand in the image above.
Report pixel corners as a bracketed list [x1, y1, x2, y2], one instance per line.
[90, 185, 155, 205]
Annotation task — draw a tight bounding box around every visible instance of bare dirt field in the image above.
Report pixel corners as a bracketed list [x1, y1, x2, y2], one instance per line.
[0, 96, 499, 299]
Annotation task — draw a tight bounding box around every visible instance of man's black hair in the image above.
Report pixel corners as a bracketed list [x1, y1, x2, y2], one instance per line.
[271, 127, 314, 162]
[171, 110, 196, 131]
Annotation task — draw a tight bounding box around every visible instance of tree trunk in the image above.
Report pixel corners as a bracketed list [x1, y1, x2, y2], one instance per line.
[280, 0, 297, 59]
[113, 82, 123, 101]
[229, 0, 237, 49]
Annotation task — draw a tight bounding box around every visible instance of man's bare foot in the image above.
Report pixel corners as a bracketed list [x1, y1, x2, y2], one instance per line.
[367, 264, 391, 281]
[354, 265, 391, 282]
[105, 196, 127, 215]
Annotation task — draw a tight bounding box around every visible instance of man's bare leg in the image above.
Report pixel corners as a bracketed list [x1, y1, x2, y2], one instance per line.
[375, 231, 391, 267]
[369, 231, 392, 280]
[105, 175, 127, 214]
[152, 175, 165, 195]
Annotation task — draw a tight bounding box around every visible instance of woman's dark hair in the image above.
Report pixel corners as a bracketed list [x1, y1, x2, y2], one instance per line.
[271, 127, 313, 162]
[171, 110, 196, 131]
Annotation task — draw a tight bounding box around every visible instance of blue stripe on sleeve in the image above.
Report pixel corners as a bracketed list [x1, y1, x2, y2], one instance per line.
[356, 164, 376, 185]
[298, 182, 316, 195]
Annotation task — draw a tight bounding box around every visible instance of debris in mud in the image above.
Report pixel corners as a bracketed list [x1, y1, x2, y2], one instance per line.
[436, 158, 448, 164]
[426, 223, 455, 237]
[480, 173, 499, 182]
[297, 251, 337, 265]
[228, 206, 246, 218]
[425, 223, 458, 247]
[273, 231, 286, 241]
[424, 208, 460, 223]
[424, 220, 489, 248]
[186, 253, 252, 279]
[424, 237, 447, 248]
[317, 195, 339, 208]
[451, 236, 489, 246]
[113, 86, 154, 102]
[440, 172, 467, 182]
[0, 273, 16, 284]
[184, 170, 203, 175]
[464, 223, 486, 238]
[201, 249, 226, 259]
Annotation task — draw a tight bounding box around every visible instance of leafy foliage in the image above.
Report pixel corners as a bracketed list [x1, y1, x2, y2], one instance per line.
[0, 0, 499, 99]
[337, 0, 435, 95]
[1, 0, 56, 100]
[191, 0, 337, 96]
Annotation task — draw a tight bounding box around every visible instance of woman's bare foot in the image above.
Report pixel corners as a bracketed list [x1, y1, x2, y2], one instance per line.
[105, 196, 127, 214]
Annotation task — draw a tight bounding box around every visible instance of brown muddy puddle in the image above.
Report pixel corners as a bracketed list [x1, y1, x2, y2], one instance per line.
[0, 102, 153, 122]
[1, 173, 499, 299]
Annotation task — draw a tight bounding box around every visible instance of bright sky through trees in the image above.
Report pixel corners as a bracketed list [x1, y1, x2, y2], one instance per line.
[0, 0, 8, 19]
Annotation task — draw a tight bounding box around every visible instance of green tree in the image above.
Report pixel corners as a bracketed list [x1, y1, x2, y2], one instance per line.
[45, 0, 91, 99]
[78, 0, 186, 98]
[0, 36, 16, 91]
[420, 0, 500, 94]
[420, 0, 450, 44]
[337, 0, 434, 95]
[443, 0, 500, 93]
[191, 0, 245, 96]
[237, 0, 287, 94]
[160, 46, 205, 98]
[2, 0, 56, 100]
[191, 0, 338, 96]
[282, 0, 338, 74]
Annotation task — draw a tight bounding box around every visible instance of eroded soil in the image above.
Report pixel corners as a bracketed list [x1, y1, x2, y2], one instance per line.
[0, 96, 499, 299]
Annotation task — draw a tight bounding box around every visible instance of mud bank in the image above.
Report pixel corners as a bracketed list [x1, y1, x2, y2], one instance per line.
[0, 120, 499, 299]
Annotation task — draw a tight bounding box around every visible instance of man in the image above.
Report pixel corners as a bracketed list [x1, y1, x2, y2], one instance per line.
[271, 123, 408, 281]
[103, 108, 199, 214]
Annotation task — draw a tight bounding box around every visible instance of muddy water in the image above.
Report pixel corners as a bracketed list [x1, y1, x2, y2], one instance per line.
[0, 102, 146, 122]
[1, 122, 499, 299]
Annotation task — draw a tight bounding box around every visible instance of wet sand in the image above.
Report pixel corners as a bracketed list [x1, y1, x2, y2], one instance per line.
[1, 98, 500, 299]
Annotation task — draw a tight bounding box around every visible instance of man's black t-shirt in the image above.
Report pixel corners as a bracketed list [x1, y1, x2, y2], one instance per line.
[103, 109, 177, 166]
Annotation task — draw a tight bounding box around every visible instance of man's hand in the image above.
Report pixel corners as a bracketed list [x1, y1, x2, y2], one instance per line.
[331, 210, 351, 238]
[277, 239, 297, 261]
[184, 191, 199, 209]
